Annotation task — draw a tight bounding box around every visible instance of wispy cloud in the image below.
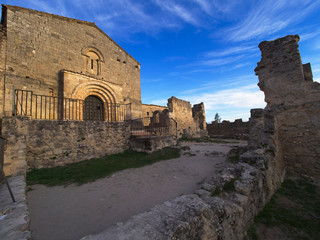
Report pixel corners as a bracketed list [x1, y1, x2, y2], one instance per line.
[180, 54, 246, 69]
[300, 29, 320, 42]
[224, 0, 320, 42]
[153, 0, 199, 26]
[205, 46, 256, 57]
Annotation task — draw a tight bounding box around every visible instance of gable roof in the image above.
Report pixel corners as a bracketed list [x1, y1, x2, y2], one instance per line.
[2, 4, 140, 65]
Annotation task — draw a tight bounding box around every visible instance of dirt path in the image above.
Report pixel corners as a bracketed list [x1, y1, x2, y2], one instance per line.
[27, 141, 246, 240]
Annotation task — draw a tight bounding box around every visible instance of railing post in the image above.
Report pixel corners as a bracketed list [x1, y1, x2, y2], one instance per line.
[12, 85, 15, 116]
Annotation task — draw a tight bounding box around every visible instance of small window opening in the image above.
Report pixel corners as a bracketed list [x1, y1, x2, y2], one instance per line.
[91, 59, 94, 70]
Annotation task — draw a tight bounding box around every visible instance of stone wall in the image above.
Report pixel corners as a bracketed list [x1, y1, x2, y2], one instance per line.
[2, 117, 130, 175]
[167, 97, 206, 138]
[192, 102, 207, 131]
[207, 119, 249, 139]
[255, 35, 320, 177]
[141, 104, 167, 118]
[81, 112, 284, 239]
[0, 5, 142, 118]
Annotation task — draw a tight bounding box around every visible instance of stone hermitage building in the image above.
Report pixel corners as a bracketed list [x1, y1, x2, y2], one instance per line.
[0, 5, 207, 175]
[0, 5, 142, 120]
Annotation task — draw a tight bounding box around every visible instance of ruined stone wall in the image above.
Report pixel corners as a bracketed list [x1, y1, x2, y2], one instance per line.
[207, 119, 249, 139]
[81, 110, 284, 240]
[0, 5, 142, 118]
[2, 117, 130, 175]
[192, 102, 207, 131]
[255, 35, 320, 177]
[167, 96, 200, 138]
[141, 104, 167, 118]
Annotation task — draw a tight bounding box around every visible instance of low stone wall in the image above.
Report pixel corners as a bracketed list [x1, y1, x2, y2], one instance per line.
[81, 103, 284, 240]
[2, 117, 130, 175]
[81, 140, 282, 240]
[207, 119, 249, 139]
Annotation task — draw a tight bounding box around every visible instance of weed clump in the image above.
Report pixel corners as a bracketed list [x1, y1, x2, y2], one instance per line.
[246, 178, 320, 240]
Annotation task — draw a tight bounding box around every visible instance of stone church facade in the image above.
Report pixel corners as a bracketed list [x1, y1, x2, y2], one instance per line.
[0, 5, 142, 120]
[0, 5, 208, 176]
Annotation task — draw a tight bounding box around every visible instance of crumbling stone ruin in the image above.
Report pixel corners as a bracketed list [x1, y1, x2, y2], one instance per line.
[254, 34, 320, 177]
[167, 97, 207, 138]
[207, 119, 250, 139]
[1, 4, 319, 240]
[78, 35, 320, 240]
[141, 97, 207, 138]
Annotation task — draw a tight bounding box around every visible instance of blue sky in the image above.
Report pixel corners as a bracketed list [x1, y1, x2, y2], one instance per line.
[2, 0, 320, 122]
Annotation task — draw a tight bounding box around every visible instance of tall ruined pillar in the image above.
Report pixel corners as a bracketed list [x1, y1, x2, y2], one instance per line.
[255, 35, 320, 177]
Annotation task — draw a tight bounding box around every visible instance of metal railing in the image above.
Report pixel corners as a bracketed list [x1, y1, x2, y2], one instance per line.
[14, 89, 131, 122]
[131, 117, 177, 137]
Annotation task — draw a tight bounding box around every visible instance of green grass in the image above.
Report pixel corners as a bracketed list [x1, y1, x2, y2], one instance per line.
[211, 178, 238, 196]
[228, 155, 240, 163]
[179, 137, 237, 144]
[246, 178, 320, 240]
[26, 147, 180, 186]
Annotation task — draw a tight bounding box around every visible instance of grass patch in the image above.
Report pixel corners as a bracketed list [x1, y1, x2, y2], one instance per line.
[211, 187, 222, 196]
[27, 147, 180, 186]
[211, 178, 238, 196]
[246, 178, 320, 240]
[223, 178, 238, 192]
[228, 155, 240, 163]
[179, 137, 237, 144]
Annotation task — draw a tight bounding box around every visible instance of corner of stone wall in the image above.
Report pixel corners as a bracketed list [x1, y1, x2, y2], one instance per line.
[255, 34, 320, 177]
[2, 117, 28, 176]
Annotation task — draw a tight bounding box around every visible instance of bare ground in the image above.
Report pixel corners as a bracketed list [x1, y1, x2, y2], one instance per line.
[27, 141, 246, 240]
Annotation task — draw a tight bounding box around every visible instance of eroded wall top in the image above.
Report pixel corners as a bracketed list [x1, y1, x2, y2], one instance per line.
[255, 34, 320, 108]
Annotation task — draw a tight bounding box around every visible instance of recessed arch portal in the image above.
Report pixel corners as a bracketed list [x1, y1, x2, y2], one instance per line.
[83, 95, 104, 121]
[71, 81, 119, 121]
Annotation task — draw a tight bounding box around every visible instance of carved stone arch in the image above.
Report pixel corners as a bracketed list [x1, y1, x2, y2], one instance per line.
[71, 81, 117, 104]
[71, 81, 118, 121]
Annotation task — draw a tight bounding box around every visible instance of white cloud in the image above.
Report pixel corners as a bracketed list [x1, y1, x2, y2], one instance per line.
[149, 83, 265, 122]
[182, 84, 265, 121]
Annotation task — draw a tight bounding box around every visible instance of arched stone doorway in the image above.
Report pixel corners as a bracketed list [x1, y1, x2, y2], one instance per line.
[83, 95, 104, 121]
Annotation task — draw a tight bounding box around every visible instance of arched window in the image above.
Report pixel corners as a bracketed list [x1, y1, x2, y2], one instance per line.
[83, 95, 104, 121]
[81, 47, 104, 76]
[87, 51, 100, 75]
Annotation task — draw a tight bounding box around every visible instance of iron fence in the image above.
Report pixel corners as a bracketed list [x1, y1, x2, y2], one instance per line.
[14, 89, 131, 122]
[131, 117, 177, 137]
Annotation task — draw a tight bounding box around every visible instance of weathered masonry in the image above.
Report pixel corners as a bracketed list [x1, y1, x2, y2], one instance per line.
[0, 5, 142, 120]
[79, 34, 320, 240]
[0, 5, 208, 176]
[254, 35, 320, 177]
[142, 97, 208, 138]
